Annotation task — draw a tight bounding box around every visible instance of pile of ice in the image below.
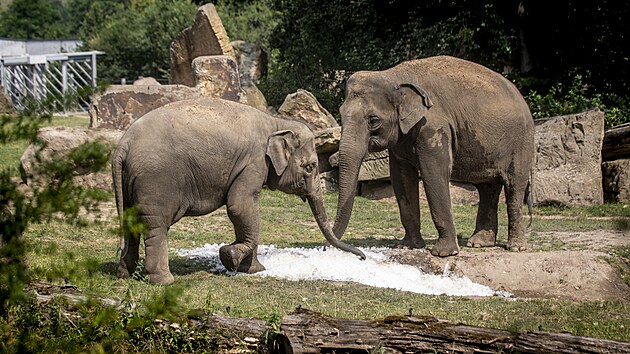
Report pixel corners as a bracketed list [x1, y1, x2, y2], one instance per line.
[177, 244, 510, 297]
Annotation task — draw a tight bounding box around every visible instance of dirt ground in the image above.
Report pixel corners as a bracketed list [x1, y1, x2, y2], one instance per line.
[388, 229, 630, 302]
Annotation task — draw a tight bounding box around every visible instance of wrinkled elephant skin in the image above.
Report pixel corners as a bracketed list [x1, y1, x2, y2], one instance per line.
[112, 97, 364, 285]
[333, 56, 535, 257]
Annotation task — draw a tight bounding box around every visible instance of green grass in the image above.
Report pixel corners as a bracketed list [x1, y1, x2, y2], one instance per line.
[16, 190, 630, 342]
[0, 115, 88, 175]
[3, 115, 630, 344]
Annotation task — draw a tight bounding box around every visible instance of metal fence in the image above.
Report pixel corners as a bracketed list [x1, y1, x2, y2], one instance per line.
[0, 51, 104, 113]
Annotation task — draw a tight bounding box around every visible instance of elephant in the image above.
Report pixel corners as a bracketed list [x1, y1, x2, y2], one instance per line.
[332, 56, 535, 257]
[112, 97, 365, 285]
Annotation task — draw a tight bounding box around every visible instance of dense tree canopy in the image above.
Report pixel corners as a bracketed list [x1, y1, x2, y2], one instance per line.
[0, 0, 627, 125]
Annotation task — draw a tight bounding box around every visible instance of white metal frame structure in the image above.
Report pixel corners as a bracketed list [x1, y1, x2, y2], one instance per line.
[0, 51, 104, 112]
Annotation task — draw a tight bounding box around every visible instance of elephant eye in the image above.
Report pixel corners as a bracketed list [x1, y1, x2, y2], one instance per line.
[368, 116, 380, 128]
[304, 164, 314, 173]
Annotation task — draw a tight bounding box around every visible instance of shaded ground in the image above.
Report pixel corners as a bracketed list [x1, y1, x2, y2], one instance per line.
[388, 230, 629, 301]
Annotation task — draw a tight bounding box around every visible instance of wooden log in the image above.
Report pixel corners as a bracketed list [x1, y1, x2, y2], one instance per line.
[278, 308, 630, 353]
[603, 123, 630, 161]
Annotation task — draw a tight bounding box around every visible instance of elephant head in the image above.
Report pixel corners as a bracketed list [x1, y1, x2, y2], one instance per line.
[266, 127, 366, 259]
[333, 72, 433, 238]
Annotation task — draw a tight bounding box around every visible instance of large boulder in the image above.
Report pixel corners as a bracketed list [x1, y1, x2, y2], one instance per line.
[533, 109, 605, 206]
[278, 89, 338, 131]
[89, 84, 200, 130]
[133, 77, 161, 86]
[20, 126, 122, 190]
[192, 55, 242, 101]
[170, 3, 235, 86]
[231, 40, 267, 86]
[90, 56, 243, 130]
[602, 159, 630, 203]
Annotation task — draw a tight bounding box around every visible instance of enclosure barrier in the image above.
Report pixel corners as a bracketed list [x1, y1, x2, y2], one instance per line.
[0, 51, 104, 113]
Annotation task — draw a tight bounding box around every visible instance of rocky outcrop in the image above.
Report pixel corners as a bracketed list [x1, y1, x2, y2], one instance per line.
[603, 159, 630, 203]
[192, 55, 241, 101]
[20, 127, 122, 190]
[90, 56, 242, 130]
[231, 40, 267, 86]
[170, 3, 235, 86]
[278, 90, 338, 131]
[133, 77, 161, 86]
[0, 87, 15, 114]
[533, 109, 605, 206]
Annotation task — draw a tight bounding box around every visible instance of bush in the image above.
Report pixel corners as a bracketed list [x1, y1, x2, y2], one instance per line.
[525, 74, 630, 128]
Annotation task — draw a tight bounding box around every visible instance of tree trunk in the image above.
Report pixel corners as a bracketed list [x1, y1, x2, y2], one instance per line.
[603, 123, 630, 161]
[277, 308, 630, 354]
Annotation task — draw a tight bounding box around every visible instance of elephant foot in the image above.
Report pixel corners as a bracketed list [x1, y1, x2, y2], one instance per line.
[506, 238, 528, 252]
[237, 253, 266, 274]
[148, 272, 175, 286]
[466, 230, 496, 248]
[431, 237, 459, 257]
[398, 235, 426, 249]
[219, 244, 248, 272]
[117, 257, 139, 279]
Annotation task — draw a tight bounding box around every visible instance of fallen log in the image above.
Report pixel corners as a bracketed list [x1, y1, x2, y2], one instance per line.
[603, 123, 630, 161]
[277, 308, 630, 353]
[31, 286, 630, 353]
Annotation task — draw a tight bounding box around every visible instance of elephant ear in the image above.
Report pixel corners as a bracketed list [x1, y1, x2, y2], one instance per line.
[267, 130, 295, 175]
[397, 83, 433, 134]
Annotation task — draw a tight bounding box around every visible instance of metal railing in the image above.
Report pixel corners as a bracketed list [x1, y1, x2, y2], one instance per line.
[0, 51, 104, 113]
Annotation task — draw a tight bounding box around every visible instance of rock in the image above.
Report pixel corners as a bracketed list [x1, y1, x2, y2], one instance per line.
[602, 159, 630, 203]
[192, 55, 241, 101]
[241, 83, 268, 112]
[533, 109, 605, 206]
[90, 56, 243, 130]
[314, 126, 341, 154]
[170, 3, 235, 86]
[133, 77, 161, 86]
[0, 87, 15, 114]
[278, 90, 338, 131]
[89, 84, 200, 130]
[357, 151, 390, 182]
[20, 126, 122, 190]
[231, 40, 267, 86]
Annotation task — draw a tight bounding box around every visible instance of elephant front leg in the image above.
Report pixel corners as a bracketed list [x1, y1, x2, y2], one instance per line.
[220, 188, 265, 273]
[467, 183, 502, 248]
[419, 156, 459, 257]
[390, 154, 425, 249]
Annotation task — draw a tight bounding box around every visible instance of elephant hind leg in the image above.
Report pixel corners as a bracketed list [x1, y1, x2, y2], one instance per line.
[504, 179, 529, 251]
[118, 230, 141, 279]
[144, 225, 174, 285]
[467, 183, 502, 248]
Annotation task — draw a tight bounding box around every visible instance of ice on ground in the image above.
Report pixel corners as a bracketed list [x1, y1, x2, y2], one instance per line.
[177, 244, 510, 297]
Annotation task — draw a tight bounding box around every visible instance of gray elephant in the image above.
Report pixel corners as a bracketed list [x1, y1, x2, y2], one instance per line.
[333, 56, 534, 257]
[112, 97, 365, 285]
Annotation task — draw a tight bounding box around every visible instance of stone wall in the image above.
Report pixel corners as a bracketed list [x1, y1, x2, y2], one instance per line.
[533, 109, 604, 206]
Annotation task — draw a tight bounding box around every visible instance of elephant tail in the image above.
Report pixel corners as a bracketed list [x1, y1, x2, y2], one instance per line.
[112, 141, 128, 261]
[526, 173, 533, 228]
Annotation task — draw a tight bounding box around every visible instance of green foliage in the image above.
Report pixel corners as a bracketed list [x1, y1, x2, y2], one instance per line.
[84, 0, 197, 83]
[0, 110, 111, 325]
[215, 0, 279, 51]
[0, 0, 70, 39]
[525, 74, 630, 128]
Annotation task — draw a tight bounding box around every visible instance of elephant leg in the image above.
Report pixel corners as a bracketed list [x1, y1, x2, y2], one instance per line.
[420, 155, 459, 257]
[220, 185, 265, 273]
[504, 178, 528, 251]
[467, 183, 502, 248]
[117, 231, 140, 279]
[143, 223, 175, 285]
[390, 153, 425, 249]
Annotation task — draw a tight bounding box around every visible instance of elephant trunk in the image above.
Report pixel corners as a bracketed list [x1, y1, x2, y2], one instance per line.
[332, 128, 368, 240]
[307, 193, 365, 260]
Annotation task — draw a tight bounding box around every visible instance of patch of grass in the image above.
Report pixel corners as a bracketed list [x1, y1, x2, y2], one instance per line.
[17, 190, 630, 342]
[0, 115, 88, 175]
